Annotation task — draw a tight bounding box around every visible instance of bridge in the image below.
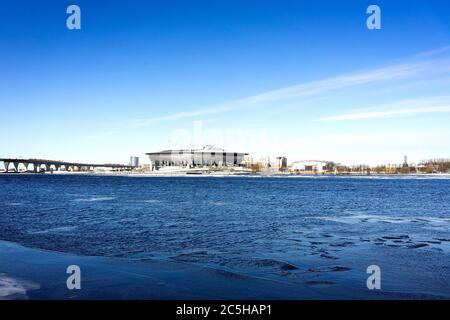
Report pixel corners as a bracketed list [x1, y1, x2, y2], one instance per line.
[0, 158, 136, 173]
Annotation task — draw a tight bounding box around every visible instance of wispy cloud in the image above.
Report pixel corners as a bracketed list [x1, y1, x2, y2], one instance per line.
[318, 97, 450, 121]
[411, 45, 450, 59]
[319, 106, 450, 121]
[237, 61, 444, 105]
[125, 47, 450, 128]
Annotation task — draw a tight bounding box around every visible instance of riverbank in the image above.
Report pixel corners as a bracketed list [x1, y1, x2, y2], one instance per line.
[0, 240, 329, 300]
[1, 240, 449, 300]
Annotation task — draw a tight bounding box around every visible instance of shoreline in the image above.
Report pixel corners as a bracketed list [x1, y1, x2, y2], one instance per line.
[1, 171, 450, 178]
[0, 240, 329, 300]
[1, 240, 448, 300]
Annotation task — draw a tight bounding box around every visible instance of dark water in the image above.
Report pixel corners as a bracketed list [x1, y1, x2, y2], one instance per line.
[1, 174, 450, 297]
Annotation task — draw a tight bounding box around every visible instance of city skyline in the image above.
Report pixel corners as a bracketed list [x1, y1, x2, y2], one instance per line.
[1, 0, 450, 166]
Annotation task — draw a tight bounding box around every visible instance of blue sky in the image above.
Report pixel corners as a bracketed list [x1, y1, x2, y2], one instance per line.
[1, 0, 449, 165]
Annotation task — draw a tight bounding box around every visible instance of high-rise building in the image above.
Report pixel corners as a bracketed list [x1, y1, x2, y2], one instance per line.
[130, 156, 139, 167]
[276, 157, 288, 170]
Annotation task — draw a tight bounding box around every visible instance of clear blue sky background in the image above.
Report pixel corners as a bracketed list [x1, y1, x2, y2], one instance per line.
[1, 0, 449, 165]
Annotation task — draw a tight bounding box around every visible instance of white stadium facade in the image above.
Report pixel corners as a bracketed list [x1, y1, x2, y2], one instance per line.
[146, 146, 248, 170]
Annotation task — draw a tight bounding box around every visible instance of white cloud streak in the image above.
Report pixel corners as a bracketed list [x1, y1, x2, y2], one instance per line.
[319, 106, 450, 121]
[126, 47, 450, 127]
[318, 96, 450, 121]
[237, 61, 439, 104]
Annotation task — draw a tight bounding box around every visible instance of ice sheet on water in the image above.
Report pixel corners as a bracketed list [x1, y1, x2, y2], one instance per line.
[314, 213, 450, 225]
[142, 200, 161, 203]
[72, 197, 116, 202]
[0, 273, 40, 300]
[28, 226, 77, 235]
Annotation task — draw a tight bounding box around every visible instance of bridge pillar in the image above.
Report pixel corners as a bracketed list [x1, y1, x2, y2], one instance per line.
[23, 163, 30, 172]
[12, 162, 19, 172]
[34, 164, 40, 173]
[3, 161, 10, 172]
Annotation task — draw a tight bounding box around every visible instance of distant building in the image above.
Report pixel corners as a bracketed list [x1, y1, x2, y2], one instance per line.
[291, 160, 330, 174]
[275, 157, 288, 171]
[130, 156, 139, 167]
[258, 155, 272, 168]
[146, 146, 248, 170]
[403, 155, 409, 168]
[243, 154, 253, 168]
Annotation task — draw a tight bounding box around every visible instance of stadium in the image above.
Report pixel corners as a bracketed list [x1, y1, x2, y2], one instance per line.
[146, 146, 248, 170]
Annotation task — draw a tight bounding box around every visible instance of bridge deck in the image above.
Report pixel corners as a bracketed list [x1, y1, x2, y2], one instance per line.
[0, 158, 135, 170]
